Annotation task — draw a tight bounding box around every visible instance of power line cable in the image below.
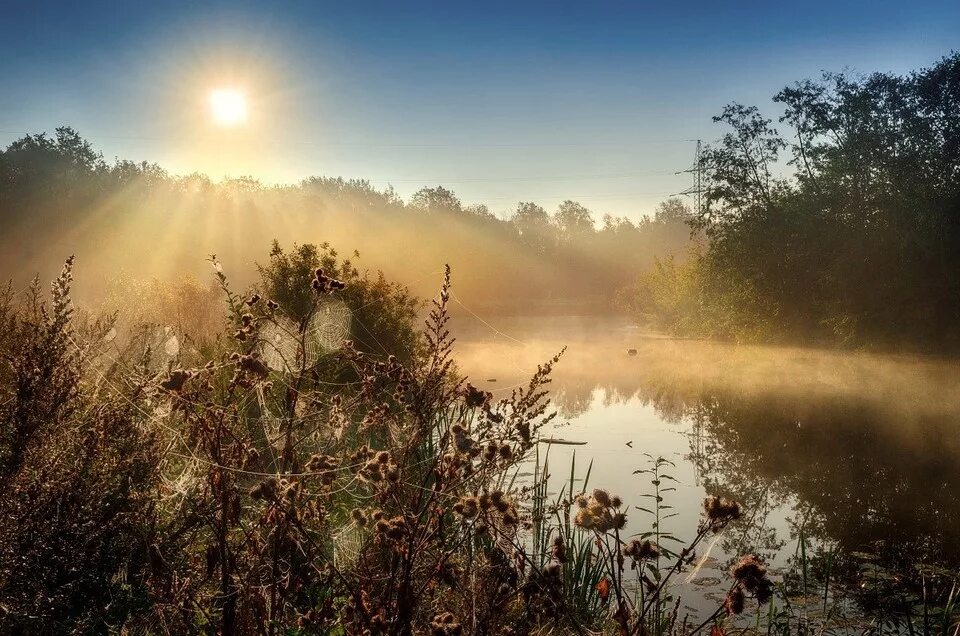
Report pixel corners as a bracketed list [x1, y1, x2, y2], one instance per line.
[0, 129, 696, 148]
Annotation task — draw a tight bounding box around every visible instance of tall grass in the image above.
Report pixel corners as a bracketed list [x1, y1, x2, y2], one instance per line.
[0, 248, 957, 635]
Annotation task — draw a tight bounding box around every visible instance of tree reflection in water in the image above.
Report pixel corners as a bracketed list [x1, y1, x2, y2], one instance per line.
[455, 317, 960, 581]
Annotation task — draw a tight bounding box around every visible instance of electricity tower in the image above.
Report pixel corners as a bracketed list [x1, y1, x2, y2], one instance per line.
[676, 139, 706, 217]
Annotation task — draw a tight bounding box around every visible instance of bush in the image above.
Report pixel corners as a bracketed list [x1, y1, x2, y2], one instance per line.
[0, 260, 159, 633]
[257, 240, 422, 362]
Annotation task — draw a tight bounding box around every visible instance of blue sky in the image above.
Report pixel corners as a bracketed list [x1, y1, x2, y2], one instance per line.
[1, 1, 957, 219]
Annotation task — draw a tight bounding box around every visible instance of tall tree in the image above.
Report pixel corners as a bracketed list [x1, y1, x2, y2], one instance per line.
[511, 201, 554, 254]
[553, 200, 595, 246]
[410, 186, 462, 214]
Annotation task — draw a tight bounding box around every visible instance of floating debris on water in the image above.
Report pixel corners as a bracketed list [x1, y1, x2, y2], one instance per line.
[691, 576, 722, 587]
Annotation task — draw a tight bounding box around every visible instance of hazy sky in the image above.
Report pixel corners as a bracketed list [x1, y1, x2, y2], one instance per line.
[1, 1, 957, 220]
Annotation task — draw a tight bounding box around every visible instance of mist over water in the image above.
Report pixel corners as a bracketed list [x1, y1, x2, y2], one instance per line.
[452, 315, 960, 589]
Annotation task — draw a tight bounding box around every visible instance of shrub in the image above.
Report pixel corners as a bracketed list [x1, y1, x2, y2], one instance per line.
[257, 240, 422, 363]
[0, 259, 160, 633]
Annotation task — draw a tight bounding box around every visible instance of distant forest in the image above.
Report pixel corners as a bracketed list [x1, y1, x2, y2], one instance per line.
[2, 53, 959, 352]
[0, 130, 694, 314]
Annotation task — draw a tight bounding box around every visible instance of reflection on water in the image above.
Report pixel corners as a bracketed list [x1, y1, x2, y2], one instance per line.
[453, 315, 960, 581]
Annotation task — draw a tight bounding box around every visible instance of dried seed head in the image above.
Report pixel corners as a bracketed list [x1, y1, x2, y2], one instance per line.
[623, 539, 660, 561]
[463, 383, 491, 408]
[430, 612, 462, 636]
[351, 509, 368, 527]
[730, 554, 767, 583]
[612, 512, 627, 530]
[160, 369, 192, 392]
[755, 579, 775, 604]
[243, 446, 260, 468]
[249, 477, 279, 501]
[282, 479, 301, 501]
[551, 535, 567, 563]
[592, 489, 612, 508]
[574, 507, 595, 530]
[731, 554, 774, 605]
[455, 496, 479, 519]
[724, 586, 745, 615]
[544, 560, 562, 578]
[703, 496, 744, 530]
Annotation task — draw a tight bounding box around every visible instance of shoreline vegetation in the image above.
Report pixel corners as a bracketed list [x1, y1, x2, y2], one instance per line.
[617, 53, 960, 354]
[0, 250, 957, 635]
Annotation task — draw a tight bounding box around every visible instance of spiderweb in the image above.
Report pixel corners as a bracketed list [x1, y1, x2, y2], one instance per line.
[259, 299, 352, 373]
[333, 523, 363, 568]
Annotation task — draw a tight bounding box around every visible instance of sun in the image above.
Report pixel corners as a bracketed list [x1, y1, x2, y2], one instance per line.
[209, 88, 247, 126]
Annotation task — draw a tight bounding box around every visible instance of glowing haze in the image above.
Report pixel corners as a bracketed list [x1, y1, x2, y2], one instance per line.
[1, 1, 958, 219]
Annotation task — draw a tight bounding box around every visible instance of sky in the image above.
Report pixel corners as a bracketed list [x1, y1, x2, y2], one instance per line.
[1, 0, 958, 220]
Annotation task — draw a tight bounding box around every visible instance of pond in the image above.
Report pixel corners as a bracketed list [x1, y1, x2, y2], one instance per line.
[452, 314, 960, 618]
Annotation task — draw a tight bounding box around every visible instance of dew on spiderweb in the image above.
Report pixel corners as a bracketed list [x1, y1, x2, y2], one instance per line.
[333, 523, 363, 568]
[259, 299, 352, 372]
[164, 334, 180, 356]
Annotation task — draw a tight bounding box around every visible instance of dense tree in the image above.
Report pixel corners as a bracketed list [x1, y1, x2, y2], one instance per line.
[627, 53, 960, 351]
[650, 198, 694, 226]
[553, 199, 595, 245]
[409, 185, 462, 214]
[511, 201, 554, 254]
[0, 130, 693, 313]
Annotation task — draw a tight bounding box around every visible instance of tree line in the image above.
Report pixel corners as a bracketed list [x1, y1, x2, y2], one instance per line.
[0, 129, 693, 313]
[6, 54, 955, 351]
[621, 53, 960, 351]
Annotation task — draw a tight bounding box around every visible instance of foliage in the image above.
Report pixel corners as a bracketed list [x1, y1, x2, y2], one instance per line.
[2, 254, 958, 634]
[257, 240, 422, 362]
[0, 132, 694, 315]
[0, 260, 160, 633]
[622, 53, 960, 351]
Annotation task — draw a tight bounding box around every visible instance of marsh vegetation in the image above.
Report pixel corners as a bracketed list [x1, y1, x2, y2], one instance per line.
[1, 53, 959, 635]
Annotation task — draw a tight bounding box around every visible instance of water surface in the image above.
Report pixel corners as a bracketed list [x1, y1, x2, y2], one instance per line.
[452, 315, 960, 613]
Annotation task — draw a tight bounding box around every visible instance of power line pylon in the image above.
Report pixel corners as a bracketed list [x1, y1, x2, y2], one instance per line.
[676, 139, 705, 217]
